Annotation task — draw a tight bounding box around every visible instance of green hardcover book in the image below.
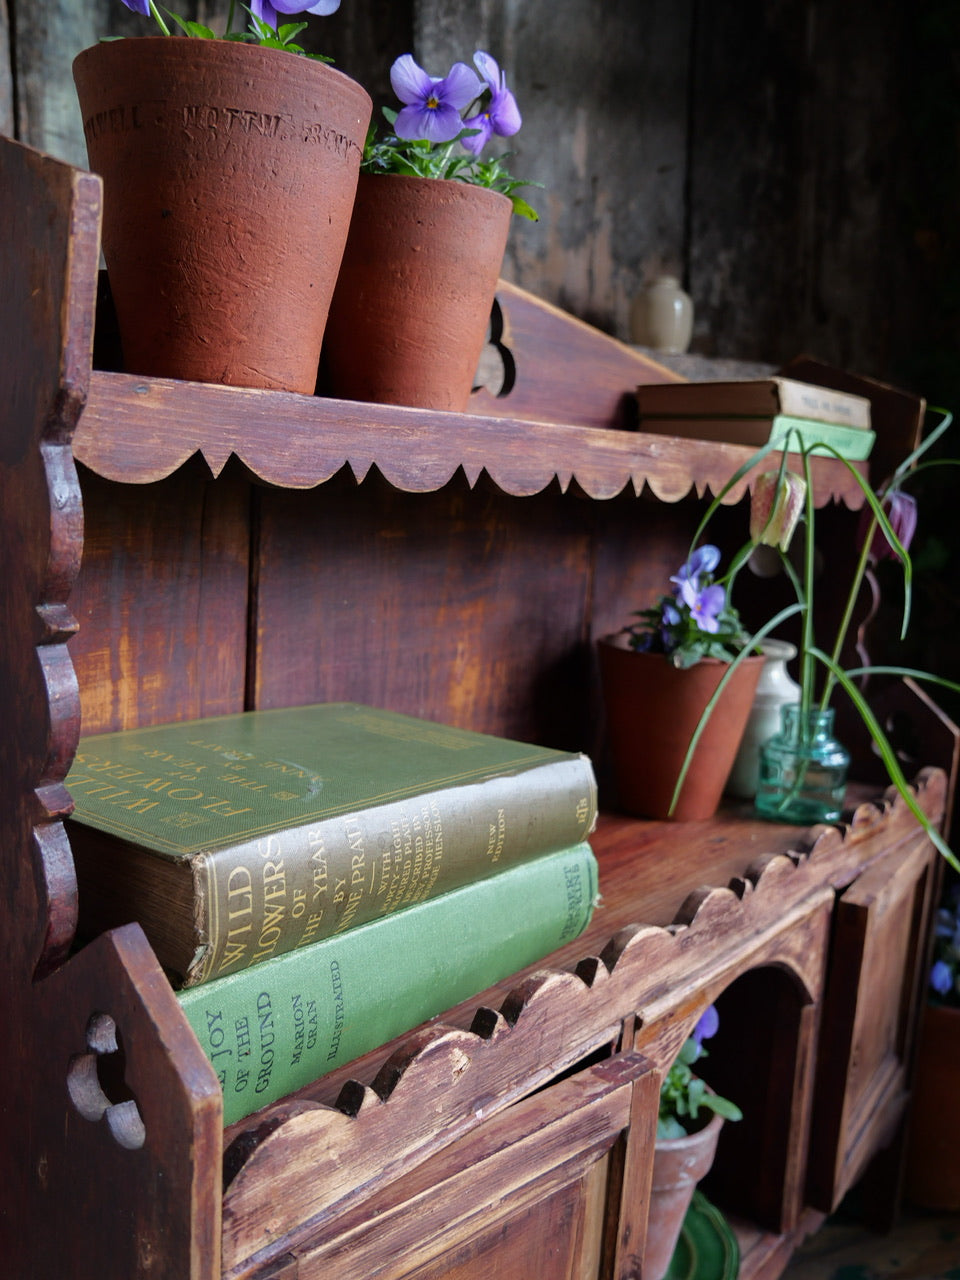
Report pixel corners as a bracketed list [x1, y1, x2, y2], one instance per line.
[179, 841, 599, 1127]
[637, 413, 875, 460]
[66, 703, 598, 988]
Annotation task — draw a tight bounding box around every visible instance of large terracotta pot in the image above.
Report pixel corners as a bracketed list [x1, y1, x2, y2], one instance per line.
[73, 38, 371, 393]
[646, 1108, 725, 1280]
[322, 173, 513, 411]
[905, 1004, 960, 1209]
[597, 635, 764, 821]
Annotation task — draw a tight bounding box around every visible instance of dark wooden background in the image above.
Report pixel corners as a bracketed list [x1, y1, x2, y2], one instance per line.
[3, 0, 959, 722]
[4, 0, 958, 398]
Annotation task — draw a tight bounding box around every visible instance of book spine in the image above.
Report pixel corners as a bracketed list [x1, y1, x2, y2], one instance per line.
[768, 417, 876, 460]
[192, 755, 597, 987]
[179, 842, 599, 1127]
[774, 382, 871, 428]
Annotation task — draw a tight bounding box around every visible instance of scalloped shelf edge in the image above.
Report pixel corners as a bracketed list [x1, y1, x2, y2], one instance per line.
[74, 371, 870, 509]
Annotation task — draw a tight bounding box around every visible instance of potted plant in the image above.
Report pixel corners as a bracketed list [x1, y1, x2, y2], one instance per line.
[597, 544, 766, 820]
[729, 411, 960, 854]
[72, 0, 372, 393]
[321, 49, 538, 411]
[646, 1005, 742, 1280]
[905, 878, 960, 1209]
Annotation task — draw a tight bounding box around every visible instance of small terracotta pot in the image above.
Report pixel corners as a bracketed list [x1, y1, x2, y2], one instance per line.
[597, 636, 764, 821]
[905, 1004, 960, 1209]
[322, 174, 513, 411]
[73, 38, 371, 393]
[646, 1108, 725, 1280]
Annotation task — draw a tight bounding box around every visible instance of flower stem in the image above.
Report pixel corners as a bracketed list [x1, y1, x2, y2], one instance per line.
[819, 513, 875, 711]
[225, 0, 236, 35]
[149, 0, 171, 36]
[799, 449, 816, 723]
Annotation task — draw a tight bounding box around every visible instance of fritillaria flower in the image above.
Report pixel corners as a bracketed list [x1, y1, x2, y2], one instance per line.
[390, 54, 482, 144]
[860, 488, 918, 563]
[749, 470, 806, 551]
[461, 51, 522, 156]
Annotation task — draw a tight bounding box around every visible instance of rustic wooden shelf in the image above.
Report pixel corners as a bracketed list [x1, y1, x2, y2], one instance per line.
[75, 367, 871, 508]
[1, 136, 945, 1280]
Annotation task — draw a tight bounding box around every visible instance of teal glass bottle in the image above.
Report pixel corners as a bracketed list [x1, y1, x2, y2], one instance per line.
[755, 704, 850, 825]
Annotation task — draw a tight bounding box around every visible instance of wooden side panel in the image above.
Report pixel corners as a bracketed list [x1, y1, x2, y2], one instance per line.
[253, 1055, 658, 1280]
[69, 459, 252, 735]
[806, 834, 936, 1212]
[0, 134, 223, 1280]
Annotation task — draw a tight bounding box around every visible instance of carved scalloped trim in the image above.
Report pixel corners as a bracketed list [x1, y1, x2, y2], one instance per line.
[75, 371, 869, 510]
[220, 768, 951, 1248]
[219, 805, 867, 1270]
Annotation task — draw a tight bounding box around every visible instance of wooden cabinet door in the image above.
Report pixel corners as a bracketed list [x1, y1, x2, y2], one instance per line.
[274, 1053, 659, 1280]
[806, 834, 937, 1212]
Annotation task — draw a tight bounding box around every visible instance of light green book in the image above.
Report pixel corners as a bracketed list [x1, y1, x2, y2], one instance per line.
[639, 413, 875, 460]
[66, 703, 597, 987]
[179, 841, 599, 1127]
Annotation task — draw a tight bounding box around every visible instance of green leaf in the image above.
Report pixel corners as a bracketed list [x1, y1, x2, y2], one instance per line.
[510, 194, 539, 221]
[810, 648, 960, 874]
[658, 1115, 689, 1140]
[704, 1094, 743, 1121]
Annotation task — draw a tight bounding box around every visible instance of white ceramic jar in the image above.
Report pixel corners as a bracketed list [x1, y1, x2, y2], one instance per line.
[726, 639, 801, 800]
[630, 275, 694, 353]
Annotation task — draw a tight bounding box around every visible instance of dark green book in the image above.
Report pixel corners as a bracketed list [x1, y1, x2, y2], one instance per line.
[180, 841, 599, 1127]
[66, 703, 597, 988]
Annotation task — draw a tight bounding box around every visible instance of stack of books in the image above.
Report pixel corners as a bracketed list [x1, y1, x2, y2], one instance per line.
[635, 376, 875, 460]
[66, 702, 599, 1125]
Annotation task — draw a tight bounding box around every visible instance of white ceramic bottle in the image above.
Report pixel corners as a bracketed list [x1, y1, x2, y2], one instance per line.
[726, 639, 801, 800]
[630, 275, 694, 353]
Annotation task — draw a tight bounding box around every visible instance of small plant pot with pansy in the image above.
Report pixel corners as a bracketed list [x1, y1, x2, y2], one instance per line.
[73, 0, 371, 393]
[321, 50, 538, 412]
[645, 1007, 742, 1280]
[598, 544, 764, 822]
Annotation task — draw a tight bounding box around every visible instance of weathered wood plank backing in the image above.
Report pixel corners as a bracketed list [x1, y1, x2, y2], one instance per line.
[3, 0, 941, 382]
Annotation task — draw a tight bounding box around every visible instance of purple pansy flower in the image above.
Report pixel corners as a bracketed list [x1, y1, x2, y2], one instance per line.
[461, 50, 522, 156]
[119, 0, 152, 12]
[390, 54, 482, 144]
[249, 0, 340, 26]
[671, 544, 721, 593]
[692, 1004, 720, 1046]
[931, 959, 954, 996]
[860, 489, 918, 563]
[679, 577, 726, 634]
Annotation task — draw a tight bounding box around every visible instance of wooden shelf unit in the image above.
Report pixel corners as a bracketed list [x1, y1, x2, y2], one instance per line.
[1, 136, 950, 1280]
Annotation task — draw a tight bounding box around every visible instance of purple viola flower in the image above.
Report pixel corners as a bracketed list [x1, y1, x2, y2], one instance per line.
[671, 544, 721, 593]
[250, 0, 340, 25]
[692, 1004, 720, 1046]
[119, 0, 152, 13]
[860, 488, 918, 563]
[390, 54, 482, 144]
[931, 959, 954, 996]
[461, 50, 522, 156]
[679, 577, 726, 634]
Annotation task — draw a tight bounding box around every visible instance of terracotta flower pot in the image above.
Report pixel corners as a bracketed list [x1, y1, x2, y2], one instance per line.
[321, 173, 513, 411]
[597, 635, 764, 821]
[905, 1004, 960, 1209]
[73, 38, 372, 393]
[646, 1108, 725, 1280]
